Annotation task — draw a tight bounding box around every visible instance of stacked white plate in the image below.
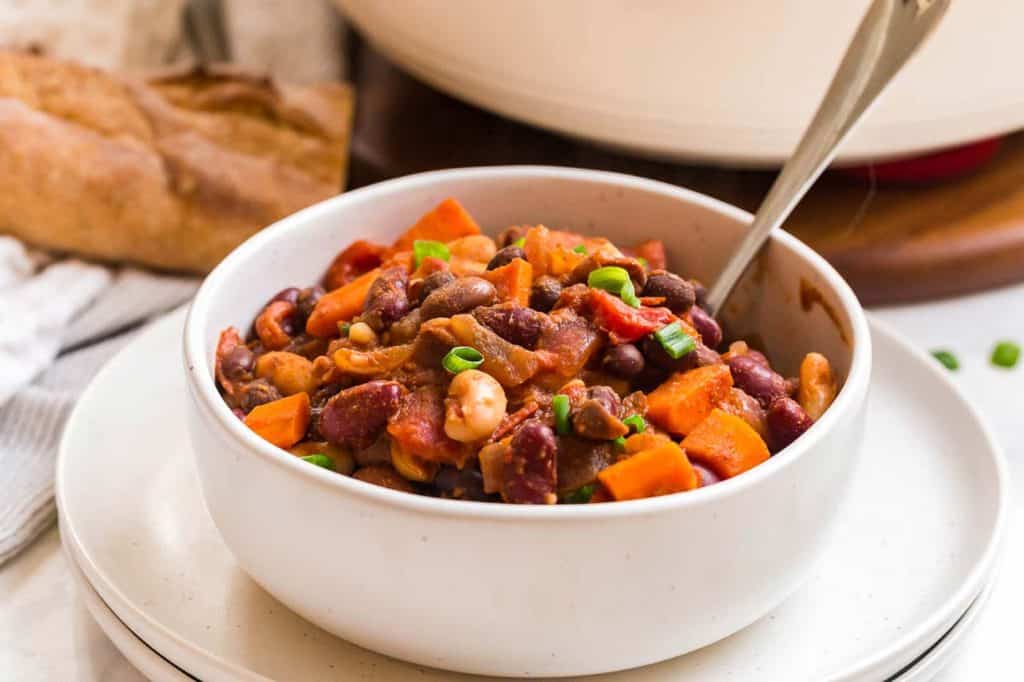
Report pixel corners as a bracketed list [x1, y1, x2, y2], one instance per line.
[57, 306, 1008, 681]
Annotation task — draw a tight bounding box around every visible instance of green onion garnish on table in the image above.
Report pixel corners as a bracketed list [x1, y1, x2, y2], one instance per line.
[930, 349, 958, 371]
[991, 341, 1020, 369]
[588, 266, 641, 308]
[442, 346, 484, 374]
[654, 322, 696, 359]
[413, 239, 450, 267]
[552, 394, 572, 435]
[301, 454, 335, 470]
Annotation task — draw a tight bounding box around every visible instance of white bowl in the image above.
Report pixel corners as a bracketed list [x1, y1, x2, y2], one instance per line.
[334, 0, 1024, 166]
[183, 167, 871, 676]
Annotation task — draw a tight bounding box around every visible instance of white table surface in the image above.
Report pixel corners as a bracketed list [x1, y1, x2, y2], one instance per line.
[2, 284, 1021, 681]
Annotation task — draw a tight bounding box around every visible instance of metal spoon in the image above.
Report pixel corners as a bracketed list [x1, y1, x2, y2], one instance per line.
[704, 0, 950, 316]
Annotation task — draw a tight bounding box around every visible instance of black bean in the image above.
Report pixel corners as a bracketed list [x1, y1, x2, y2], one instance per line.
[726, 355, 790, 407]
[529, 276, 562, 312]
[765, 397, 814, 452]
[487, 246, 526, 271]
[642, 272, 695, 313]
[417, 271, 456, 304]
[433, 466, 492, 501]
[503, 421, 558, 504]
[320, 380, 405, 450]
[420, 277, 498, 320]
[362, 267, 410, 332]
[689, 306, 723, 348]
[473, 304, 546, 348]
[602, 343, 645, 378]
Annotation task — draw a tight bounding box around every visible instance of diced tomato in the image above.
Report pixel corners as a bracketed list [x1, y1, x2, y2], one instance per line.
[588, 289, 675, 344]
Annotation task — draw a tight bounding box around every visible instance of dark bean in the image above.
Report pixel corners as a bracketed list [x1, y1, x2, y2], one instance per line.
[726, 355, 790, 407]
[765, 397, 814, 452]
[503, 421, 558, 504]
[530, 276, 563, 312]
[418, 270, 456, 304]
[602, 343, 645, 378]
[220, 345, 255, 381]
[642, 272, 695, 313]
[473, 304, 546, 348]
[362, 267, 410, 332]
[692, 344, 723, 367]
[434, 466, 492, 501]
[585, 385, 622, 417]
[269, 287, 301, 306]
[642, 335, 700, 372]
[295, 286, 324, 325]
[694, 463, 721, 487]
[747, 349, 770, 367]
[420, 277, 497, 320]
[320, 380, 405, 450]
[567, 255, 646, 289]
[487, 245, 526, 271]
[232, 407, 246, 421]
[389, 308, 424, 345]
[689, 306, 723, 348]
[236, 379, 282, 412]
[496, 226, 527, 248]
[693, 280, 708, 309]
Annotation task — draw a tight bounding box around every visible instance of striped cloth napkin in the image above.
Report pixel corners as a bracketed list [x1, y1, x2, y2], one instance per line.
[0, 237, 198, 565]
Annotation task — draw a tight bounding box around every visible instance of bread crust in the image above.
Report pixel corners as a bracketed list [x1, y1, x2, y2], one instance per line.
[0, 52, 353, 272]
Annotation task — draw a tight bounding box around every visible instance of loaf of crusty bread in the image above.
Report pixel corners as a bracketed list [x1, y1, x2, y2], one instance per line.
[0, 51, 353, 273]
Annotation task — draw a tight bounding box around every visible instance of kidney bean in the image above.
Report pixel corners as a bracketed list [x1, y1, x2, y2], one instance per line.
[487, 245, 527, 271]
[727, 354, 790, 407]
[496, 225, 526, 248]
[689, 306, 723, 349]
[433, 465, 492, 501]
[417, 270, 456, 304]
[236, 379, 282, 412]
[765, 397, 814, 452]
[220, 345, 255, 382]
[269, 287, 301, 306]
[602, 343, 644, 378]
[642, 272, 695, 313]
[320, 380, 405, 450]
[295, 286, 325, 326]
[693, 280, 708, 308]
[502, 421, 558, 504]
[694, 463, 721, 487]
[473, 304, 546, 348]
[529, 276, 563, 312]
[420, 277, 497, 320]
[362, 267, 410, 332]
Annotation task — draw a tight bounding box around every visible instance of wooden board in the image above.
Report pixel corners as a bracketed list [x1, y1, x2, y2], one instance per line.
[348, 43, 1024, 305]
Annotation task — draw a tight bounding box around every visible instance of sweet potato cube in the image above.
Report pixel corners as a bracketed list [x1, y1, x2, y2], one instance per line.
[306, 268, 379, 337]
[646, 364, 733, 436]
[598, 442, 698, 500]
[682, 408, 770, 480]
[244, 392, 311, 448]
[484, 258, 533, 306]
[392, 198, 481, 252]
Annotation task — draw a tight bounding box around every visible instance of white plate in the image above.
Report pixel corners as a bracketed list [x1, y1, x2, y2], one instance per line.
[56, 307, 1007, 681]
[335, 0, 1024, 166]
[61, 529, 195, 682]
[59, 524, 996, 682]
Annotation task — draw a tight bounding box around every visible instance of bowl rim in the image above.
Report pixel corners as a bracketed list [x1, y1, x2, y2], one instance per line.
[183, 165, 872, 521]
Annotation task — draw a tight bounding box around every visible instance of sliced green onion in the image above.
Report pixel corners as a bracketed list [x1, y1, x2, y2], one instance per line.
[991, 341, 1020, 369]
[513, 237, 526, 248]
[442, 346, 484, 374]
[413, 239, 450, 267]
[572, 244, 588, 254]
[552, 394, 571, 435]
[931, 349, 958, 371]
[562, 484, 594, 504]
[620, 279, 641, 308]
[612, 436, 627, 450]
[654, 322, 696, 359]
[338, 321, 351, 337]
[623, 414, 646, 433]
[637, 257, 648, 268]
[301, 454, 335, 470]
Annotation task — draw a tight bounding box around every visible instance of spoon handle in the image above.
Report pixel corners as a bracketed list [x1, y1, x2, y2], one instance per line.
[704, 0, 950, 316]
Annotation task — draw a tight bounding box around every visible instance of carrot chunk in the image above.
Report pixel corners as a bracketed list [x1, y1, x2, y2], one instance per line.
[646, 364, 733, 436]
[682, 408, 770, 480]
[598, 442, 698, 500]
[392, 198, 481, 252]
[244, 392, 311, 448]
[305, 268, 379, 337]
[484, 258, 533, 306]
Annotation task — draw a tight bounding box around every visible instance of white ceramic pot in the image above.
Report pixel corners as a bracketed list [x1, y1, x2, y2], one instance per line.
[334, 1, 1024, 166]
[183, 167, 872, 676]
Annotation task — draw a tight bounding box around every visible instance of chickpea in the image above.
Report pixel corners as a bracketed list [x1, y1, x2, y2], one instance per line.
[798, 352, 837, 421]
[254, 351, 317, 396]
[448, 235, 497, 264]
[348, 321, 378, 347]
[444, 369, 508, 442]
[390, 440, 438, 483]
